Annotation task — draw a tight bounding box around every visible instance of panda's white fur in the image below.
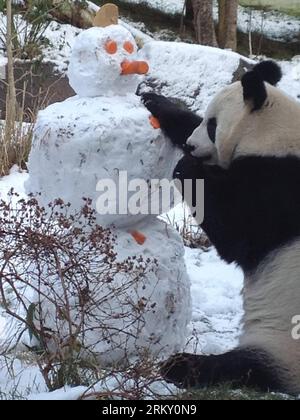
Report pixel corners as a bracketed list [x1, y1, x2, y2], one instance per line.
[241, 240, 300, 394]
[183, 64, 300, 394]
[188, 82, 300, 168]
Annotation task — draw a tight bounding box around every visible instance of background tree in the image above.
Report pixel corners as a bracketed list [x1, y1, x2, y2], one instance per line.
[3, 0, 17, 171]
[190, 0, 218, 47]
[218, 0, 238, 51]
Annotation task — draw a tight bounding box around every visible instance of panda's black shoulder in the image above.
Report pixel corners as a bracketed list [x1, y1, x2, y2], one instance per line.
[202, 155, 300, 272]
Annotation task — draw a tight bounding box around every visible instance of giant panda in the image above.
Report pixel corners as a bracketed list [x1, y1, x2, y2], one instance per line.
[142, 61, 300, 395]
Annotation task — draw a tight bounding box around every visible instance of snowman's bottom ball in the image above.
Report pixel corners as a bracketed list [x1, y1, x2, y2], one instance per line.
[32, 219, 191, 365]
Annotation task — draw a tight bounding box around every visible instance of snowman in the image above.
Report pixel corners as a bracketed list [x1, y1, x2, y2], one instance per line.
[25, 4, 191, 365]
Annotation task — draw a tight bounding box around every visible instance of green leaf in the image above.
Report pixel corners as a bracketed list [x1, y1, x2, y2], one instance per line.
[26, 303, 40, 343]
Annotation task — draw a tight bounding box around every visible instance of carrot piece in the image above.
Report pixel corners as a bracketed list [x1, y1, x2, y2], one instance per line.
[130, 230, 147, 245]
[149, 116, 161, 129]
[121, 60, 149, 76]
[121, 60, 149, 75]
[105, 40, 117, 54]
[124, 41, 134, 54]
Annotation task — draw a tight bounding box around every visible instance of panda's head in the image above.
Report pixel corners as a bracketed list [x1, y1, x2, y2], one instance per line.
[188, 61, 300, 168]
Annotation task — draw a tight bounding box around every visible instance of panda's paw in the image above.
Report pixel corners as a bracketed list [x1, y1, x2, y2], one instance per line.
[160, 353, 203, 389]
[141, 92, 174, 118]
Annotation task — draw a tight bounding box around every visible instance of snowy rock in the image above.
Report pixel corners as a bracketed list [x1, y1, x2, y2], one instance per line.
[139, 41, 253, 114]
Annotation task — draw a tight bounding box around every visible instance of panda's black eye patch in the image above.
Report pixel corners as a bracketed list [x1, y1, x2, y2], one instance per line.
[207, 118, 217, 143]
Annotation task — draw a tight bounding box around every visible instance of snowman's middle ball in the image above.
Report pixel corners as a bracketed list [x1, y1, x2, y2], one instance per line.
[26, 94, 181, 228]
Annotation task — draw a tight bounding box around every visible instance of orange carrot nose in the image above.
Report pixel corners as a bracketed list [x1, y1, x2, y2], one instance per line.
[121, 60, 149, 75]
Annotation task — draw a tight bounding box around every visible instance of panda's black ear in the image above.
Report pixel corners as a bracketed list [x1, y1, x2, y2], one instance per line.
[242, 71, 267, 111]
[241, 61, 282, 112]
[252, 61, 282, 86]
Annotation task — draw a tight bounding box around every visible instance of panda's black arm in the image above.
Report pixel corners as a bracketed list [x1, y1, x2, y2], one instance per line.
[161, 348, 285, 392]
[174, 155, 300, 272]
[142, 93, 202, 150]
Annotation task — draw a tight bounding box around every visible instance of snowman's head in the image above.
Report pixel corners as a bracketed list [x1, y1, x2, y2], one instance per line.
[68, 25, 149, 97]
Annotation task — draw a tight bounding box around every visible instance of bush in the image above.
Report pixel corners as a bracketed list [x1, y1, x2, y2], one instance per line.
[0, 121, 34, 176]
[0, 194, 169, 393]
[0, 1, 52, 59]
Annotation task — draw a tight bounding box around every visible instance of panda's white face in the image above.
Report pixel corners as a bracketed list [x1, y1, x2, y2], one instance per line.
[187, 82, 245, 168]
[187, 80, 300, 169]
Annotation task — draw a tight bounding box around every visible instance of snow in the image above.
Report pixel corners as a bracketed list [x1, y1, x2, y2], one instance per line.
[237, 6, 300, 42]
[122, 0, 184, 16]
[0, 54, 6, 80]
[278, 58, 300, 101]
[185, 248, 243, 355]
[42, 21, 82, 74]
[28, 386, 87, 401]
[0, 165, 28, 200]
[28, 374, 176, 400]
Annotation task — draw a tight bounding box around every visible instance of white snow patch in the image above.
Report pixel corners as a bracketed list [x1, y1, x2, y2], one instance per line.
[0, 165, 28, 200]
[237, 5, 300, 42]
[121, 0, 185, 16]
[141, 41, 250, 113]
[185, 247, 243, 355]
[278, 58, 300, 101]
[28, 386, 87, 401]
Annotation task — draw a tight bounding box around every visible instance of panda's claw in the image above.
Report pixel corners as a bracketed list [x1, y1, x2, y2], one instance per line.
[141, 92, 174, 118]
[141, 93, 160, 117]
[160, 353, 204, 389]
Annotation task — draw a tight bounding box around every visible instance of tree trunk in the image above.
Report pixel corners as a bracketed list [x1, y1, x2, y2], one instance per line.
[218, 0, 238, 51]
[185, 0, 194, 21]
[5, 0, 17, 148]
[191, 0, 218, 47]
